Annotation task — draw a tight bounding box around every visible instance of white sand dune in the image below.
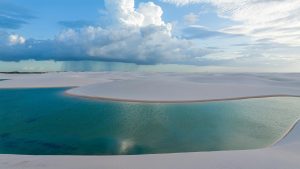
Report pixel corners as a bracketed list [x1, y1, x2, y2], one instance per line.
[1, 72, 300, 101]
[1, 72, 300, 169]
[67, 74, 300, 102]
[0, 72, 141, 88]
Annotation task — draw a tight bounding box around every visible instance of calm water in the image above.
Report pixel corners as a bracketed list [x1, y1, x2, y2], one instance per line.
[0, 88, 299, 155]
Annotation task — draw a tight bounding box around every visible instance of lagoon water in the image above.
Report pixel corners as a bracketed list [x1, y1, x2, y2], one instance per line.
[0, 88, 299, 155]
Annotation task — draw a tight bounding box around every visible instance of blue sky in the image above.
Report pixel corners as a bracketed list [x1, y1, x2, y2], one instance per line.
[3, 0, 225, 39]
[0, 0, 300, 72]
[6, 0, 105, 39]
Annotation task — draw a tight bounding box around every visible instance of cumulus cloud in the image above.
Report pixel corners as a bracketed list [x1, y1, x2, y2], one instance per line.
[104, 0, 169, 28]
[138, 2, 167, 27]
[163, 0, 300, 46]
[0, 0, 211, 64]
[55, 0, 205, 64]
[0, 32, 26, 46]
[8, 34, 26, 45]
[104, 0, 143, 26]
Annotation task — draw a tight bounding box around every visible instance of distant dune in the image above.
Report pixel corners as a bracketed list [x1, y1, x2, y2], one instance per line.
[1, 72, 300, 102]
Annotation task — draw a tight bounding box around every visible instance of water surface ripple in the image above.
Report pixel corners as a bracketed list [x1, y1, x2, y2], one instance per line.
[0, 88, 299, 155]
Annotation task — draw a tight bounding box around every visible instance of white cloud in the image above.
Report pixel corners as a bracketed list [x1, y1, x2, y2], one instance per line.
[8, 34, 26, 45]
[138, 2, 166, 27]
[56, 0, 209, 64]
[163, 0, 300, 46]
[104, 0, 143, 26]
[2, 0, 298, 67]
[184, 13, 199, 24]
[104, 0, 170, 28]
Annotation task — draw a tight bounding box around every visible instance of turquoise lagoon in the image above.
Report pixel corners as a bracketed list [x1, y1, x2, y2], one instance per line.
[0, 88, 299, 155]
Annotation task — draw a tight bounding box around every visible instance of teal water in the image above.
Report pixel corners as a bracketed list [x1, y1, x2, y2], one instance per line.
[0, 88, 299, 155]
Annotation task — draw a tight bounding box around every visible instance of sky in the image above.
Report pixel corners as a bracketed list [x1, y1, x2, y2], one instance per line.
[0, 0, 300, 72]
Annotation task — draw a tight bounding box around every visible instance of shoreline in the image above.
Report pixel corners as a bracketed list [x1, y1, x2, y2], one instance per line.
[272, 119, 300, 146]
[65, 91, 300, 103]
[1, 85, 300, 104]
[2, 85, 299, 151]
